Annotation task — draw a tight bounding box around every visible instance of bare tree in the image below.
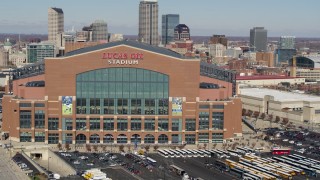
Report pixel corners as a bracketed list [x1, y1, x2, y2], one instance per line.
[127, 144, 131, 152]
[153, 145, 159, 152]
[119, 144, 124, 152]
[145, 145, 150, 152]
[101, 145, 107, 152]
[86, 144, 91, 152]
[65, 143, 71, 151]
[203, 143, 207, 150]
[93, 145, 98, 152]
[57, 143, 62, 150]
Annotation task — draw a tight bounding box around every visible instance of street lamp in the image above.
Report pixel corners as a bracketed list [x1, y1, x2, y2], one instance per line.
[48, 156, 51, 174]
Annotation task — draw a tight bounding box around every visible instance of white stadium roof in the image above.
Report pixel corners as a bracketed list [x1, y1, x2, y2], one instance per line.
[240, 88, 320, 102]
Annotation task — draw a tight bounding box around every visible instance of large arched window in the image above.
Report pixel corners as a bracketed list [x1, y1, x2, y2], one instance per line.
[76, 134, 86, 144]
[89, 134, 100, 144]
[158, 134, 168, 144]
[144, 134, 155, 144]
[76, 68, 169, 115]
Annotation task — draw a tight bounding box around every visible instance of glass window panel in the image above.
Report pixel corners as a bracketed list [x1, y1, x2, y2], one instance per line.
[123, 83, 130, 98]
[109, 68, 116, 81]
[129, 68, 136, 81]
[144, 83, 150, 98]
[102, 69, 108, 81]
[109, 82, 116, 97]
[123, 68, 130, 81]
[137, 69, 144, 81]
[144, 70, 150, 81]
[115, 68, 122, 81]
[150, 71, 158, 82]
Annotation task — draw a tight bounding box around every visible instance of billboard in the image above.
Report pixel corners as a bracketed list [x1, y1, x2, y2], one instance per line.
[172, 97, 183, 116]
[62, 96, 73, 115]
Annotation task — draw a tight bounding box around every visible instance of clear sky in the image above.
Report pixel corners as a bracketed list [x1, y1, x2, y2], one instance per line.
[1, 0, 320, 37]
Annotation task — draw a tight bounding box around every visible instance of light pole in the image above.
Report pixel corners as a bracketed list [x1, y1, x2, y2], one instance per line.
[48, 156, 51, 173]
[9, 125, 12, 158]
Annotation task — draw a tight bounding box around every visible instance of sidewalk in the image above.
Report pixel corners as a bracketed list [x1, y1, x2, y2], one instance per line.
[0, 146, 29, 180]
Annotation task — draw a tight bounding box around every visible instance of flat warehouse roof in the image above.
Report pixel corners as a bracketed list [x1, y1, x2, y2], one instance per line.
[240, 88, 320, 102]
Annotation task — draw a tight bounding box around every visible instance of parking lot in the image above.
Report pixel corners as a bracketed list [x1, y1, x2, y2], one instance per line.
[264, 127, 320, 159]
[12, 152, 40, 178]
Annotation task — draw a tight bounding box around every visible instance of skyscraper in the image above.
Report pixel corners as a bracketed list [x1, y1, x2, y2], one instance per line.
[209, 35, 228, 47]
[250, 27, 267, 52]
[174, 24, 190, 41]
[48, 7, 64, 42]
[138, 0, 159, 45]
[162, 14, 179, 45]
[279, 36, 295, 49]
[91, 20, 108, 42]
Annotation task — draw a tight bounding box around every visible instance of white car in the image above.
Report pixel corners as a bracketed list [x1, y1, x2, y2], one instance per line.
[289, 140, 295, 144]
[73, 160, 80, 165]
[282, 139, 289, 142]
[87, 163, 94, 166]
[296, 142, 303, 146]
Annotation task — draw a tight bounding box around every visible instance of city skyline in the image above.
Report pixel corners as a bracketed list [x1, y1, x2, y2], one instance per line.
[0, 0, 320, 37]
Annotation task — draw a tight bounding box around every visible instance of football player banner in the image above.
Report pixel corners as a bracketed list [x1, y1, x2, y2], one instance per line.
[62, 96, 73, 115]
[172, 97, 183, 116]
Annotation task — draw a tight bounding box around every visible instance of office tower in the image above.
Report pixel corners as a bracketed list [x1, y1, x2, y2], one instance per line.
[91, 20, 108, 42]
[162, 14, 179, 45]
[48, 7, 64, 42]
[279, 36, 295, 49]
[250, 27, 267, 52]
[138, 0, 159, 45]
[209, 35, 228, 47]
[0, 48, 9, 67]
[27, 42, 55, 63]
[209, 44, 226, 58]
[174, 24, 190, 41]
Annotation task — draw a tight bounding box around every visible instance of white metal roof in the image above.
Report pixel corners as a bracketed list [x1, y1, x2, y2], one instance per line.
[239, 88, 320, 102]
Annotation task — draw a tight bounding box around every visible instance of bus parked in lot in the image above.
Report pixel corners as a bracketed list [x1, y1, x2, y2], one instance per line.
[158, 150, 168, 158]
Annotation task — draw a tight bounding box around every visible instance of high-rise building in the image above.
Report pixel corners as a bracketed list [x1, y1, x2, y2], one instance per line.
[91, 20, 108, 42]
[250, 27, 267, 52]
[209, 35, 228, 47]
[138, 0, 159, 45]
[279, 36, 295, 49]
[0, 48, 9, 67]
[174, 24, 190, 41]
[48, 7, 64, 42]
[27, 42, 55, 63]
[161, 14, 179, 45]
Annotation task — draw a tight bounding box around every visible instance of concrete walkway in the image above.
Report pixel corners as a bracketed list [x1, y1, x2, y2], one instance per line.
[0, 146, 29, 180]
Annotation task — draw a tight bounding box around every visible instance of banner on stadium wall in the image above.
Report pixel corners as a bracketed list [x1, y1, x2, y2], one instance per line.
[172, 97, 183, 116]
[62, 96, 73, 115]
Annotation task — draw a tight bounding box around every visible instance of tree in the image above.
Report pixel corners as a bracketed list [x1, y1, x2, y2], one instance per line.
[57, 143, 62, 150]
[275, 116, 281, 123]
[119, 144, 124, 152]
[153, 145, 159, 152]
[65, 143, 70, 151]
[127, 144, 131, 152]
[86, 144, 91, 152]
[145, 145, 150, 152]
[101, 145, 107, 152]
[212, 143, 217, 149]
[93, 145, 98, 152]
[260, 142, 265, 147]
[203, 143, 207, 150]
[260, 113, 266, 120]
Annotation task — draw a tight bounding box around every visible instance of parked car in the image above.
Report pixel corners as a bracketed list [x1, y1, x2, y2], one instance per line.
[73, 160, 80, 165]
[296, 142, 303, 146]
[283, 139, 289, 142]
[289, 140, 295, 144]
